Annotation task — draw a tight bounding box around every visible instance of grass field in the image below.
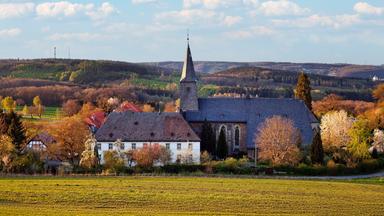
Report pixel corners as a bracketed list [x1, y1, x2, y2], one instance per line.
[16, 106, 63, 121]
[0, 176, 383, 215]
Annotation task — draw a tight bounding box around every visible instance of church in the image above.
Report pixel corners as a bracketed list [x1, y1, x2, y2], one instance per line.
[179, 41, 319, 158]
[95, 40, 318, 164]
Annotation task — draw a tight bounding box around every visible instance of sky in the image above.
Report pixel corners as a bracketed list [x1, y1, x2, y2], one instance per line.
[0, 0, 383, 65]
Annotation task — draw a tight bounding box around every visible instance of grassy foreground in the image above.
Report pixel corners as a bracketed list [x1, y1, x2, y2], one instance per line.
[0, 177, 383, 215]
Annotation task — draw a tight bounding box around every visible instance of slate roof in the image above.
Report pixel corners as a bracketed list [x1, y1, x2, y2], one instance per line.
[180, 43, 197, 82]
[184, 97, 318, 148]
[95, 112, 200, 142]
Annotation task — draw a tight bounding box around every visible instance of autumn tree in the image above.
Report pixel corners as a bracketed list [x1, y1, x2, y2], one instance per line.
[216, 127, 228, 159]
[48, 115, 90, 165]
[200, 120, 216, 155]
[62, 99, 82, 117]
[163, 101, 177, 112]
[103, 151, 125, 173]
[1, 96, 16, 113]
[132, 144, 171, 167]
[33, 96, 43, 118]
[142, 104, 155, 112]
[22, 105, 29, 117]
[295, 73, 312, 110]
[255, 116, 301, 166]
[373, 84, 384, 102]
[0, 134, 14, 172]
[370, 129, 384, 154]
[347, 118, 371, 162]
[310, 130, 324, 164]
[79, 135, 99, 169]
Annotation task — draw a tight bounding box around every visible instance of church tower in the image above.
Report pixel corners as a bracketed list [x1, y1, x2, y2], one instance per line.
[179, 38, 199, 112]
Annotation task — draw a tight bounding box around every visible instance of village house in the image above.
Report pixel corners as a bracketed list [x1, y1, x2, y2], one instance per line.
[95, 112, 201, 164]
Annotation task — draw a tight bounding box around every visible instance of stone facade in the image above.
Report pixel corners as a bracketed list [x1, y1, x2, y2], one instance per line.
[180, 81, 199, 112]
[189, 122, 248, 155]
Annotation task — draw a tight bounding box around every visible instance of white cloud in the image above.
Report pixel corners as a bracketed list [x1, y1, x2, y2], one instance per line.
[272, 14, 361, 29]
[225, 26, 276, 39]
[36, 1, 93, 17]
[86, 2, 116, 20]
[36, 1, 116, 20]
[0, 3, 34, 19]
[257, 0, 310, 16]
[222, 15, 242, 26]
[132, 0, 158, 4]
[155, 9, 217, 24]
[48, 32, 105, 41]
[354, 2, 384, 15]
[183, 0, 246, 9]
[0, 28, 22, 37]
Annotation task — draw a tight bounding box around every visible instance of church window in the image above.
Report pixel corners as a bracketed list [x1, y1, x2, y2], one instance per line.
[120, 143, 125, 150]
[108, 143, 113, 150]
[132, 143, 136, 150]
[188, 143, 193, 150]
[97, 143, 101, 150]
[235, 126, 240, 147]
[177, 143, 182, 150]
[166, 143, 170, 150]
[220, 126, 227, 137]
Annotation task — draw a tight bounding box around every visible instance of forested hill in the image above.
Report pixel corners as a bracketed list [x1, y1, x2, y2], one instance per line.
[146, 61, 384, 79]
[0, 59, 173, 84]
[200, 67, 380, 101]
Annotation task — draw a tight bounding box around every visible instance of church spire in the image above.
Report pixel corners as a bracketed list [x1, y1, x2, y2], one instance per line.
[180, 35, 197, 82]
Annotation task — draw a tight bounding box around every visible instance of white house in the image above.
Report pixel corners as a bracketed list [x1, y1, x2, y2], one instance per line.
[94, 112, 201, 165]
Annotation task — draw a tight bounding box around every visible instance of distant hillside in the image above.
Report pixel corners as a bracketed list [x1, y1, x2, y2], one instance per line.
[145, 61, 384, 79]
[0, 59, 173, 84]
[199, 67, 380, 101]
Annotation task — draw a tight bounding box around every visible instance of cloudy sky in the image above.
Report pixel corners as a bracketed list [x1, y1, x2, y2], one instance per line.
[0, 0, 383, 64]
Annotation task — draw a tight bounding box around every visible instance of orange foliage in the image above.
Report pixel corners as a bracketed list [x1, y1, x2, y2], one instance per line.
[313, 94, 374, 117]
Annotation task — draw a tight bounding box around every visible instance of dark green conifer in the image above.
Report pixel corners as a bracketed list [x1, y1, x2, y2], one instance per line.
[295, 72, 312, 110]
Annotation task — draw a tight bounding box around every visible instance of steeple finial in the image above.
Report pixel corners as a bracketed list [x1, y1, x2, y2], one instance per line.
[187, 29, 190, 44]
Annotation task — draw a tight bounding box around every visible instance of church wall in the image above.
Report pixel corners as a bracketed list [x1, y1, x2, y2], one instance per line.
[189, 122, 247, 155]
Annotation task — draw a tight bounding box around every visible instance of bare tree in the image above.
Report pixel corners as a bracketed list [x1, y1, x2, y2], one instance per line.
[255, 116, 301, 166]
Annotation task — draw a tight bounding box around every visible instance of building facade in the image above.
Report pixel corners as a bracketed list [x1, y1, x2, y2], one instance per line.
[95, 112, 201, 165]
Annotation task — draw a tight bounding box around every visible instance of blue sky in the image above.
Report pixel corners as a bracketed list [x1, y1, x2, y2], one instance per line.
[0, 0, 383, 64]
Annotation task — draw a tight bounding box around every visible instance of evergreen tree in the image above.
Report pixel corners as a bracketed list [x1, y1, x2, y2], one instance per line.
[7, 111, 26, 155]
[310, 131, 324, 164]
[295, 72, 312, 110]
[216, 128, 228, 159]
[0, 112, 8, 134]
[200, 119, 216, 154]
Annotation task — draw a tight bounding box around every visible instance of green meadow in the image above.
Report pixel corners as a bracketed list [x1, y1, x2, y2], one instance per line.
[0, 176, 383, 215]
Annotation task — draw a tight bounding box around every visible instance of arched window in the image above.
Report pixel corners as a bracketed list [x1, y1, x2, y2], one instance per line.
[234, 126, 240, 147]
[219, 125, 227, 138]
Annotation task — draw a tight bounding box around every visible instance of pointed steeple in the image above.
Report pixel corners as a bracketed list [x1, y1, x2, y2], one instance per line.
[180, 38, 197, 82]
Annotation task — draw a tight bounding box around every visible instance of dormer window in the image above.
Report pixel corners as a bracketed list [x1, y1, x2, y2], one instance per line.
[134, 121, 139, 125]
[150, 132, 155, 137]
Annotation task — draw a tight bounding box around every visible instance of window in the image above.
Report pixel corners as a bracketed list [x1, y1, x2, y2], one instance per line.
[188, 143, 193, 150]
[166, 143, 170, 150]
[132, 143, 136, 150]
[234, 126, 240, 147]
[120, 143, 125, 150]
[177, 143, 181, 150]
[97, 143, 101, 150]
[108, 143, 113, 150]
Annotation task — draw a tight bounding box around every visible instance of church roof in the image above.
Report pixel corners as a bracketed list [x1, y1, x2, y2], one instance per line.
[180, 43, 197, 82]
[184, 97, 318, 148]
[95, 112, 200, 142]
